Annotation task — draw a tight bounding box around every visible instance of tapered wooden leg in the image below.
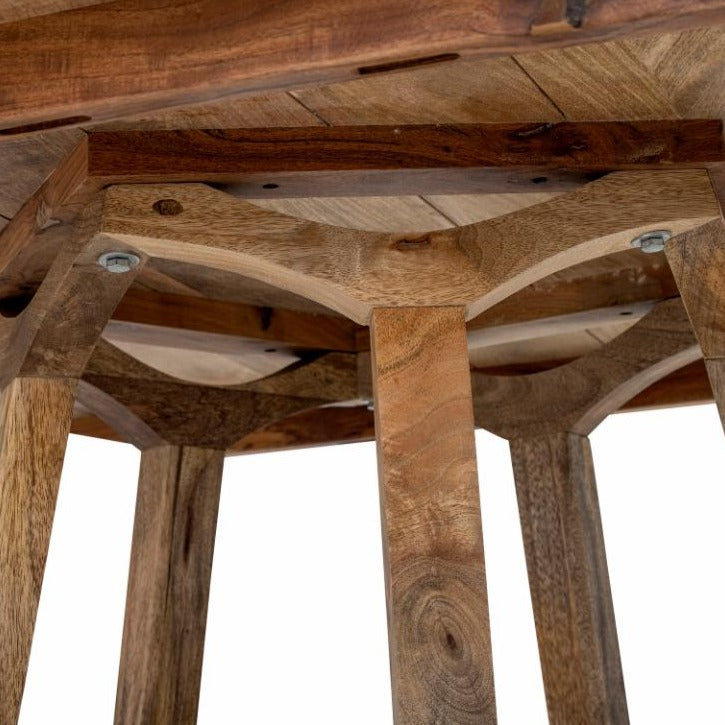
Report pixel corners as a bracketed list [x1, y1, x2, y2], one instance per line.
[665, 220, 725, 429]
[510, 432, 628, 725]
[370, 306, 496, 725]
[0, 377, 76, 724]
[115, 445, 224, 725]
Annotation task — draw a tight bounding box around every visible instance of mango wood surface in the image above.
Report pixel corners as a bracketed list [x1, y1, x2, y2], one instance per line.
[97, 171, 719, 324]
[86, 121, 724, 196]
[115, 445, 224, 725]
[371, 306, 495, 724]
[2, 1, 724, 135]
[0, 196, 142, 388]
[0, 377, 76, 725]
[472, 298, 700, 439]
[473, 299, 702, 723]
[665, 220, 725, 428]
[510, 433, 628, 725]
[78, 339, 359, 449]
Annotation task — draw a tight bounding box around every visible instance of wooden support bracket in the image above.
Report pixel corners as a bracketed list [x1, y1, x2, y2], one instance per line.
[96, 170, 719, 324]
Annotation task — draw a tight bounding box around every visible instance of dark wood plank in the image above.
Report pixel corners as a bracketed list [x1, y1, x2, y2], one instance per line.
[112, 287, 360, 352]
[370, 306, 496, 724]
[85, 121, 725, 196]
[115, 445, 224, 725]
[1, 0, 725, 134]
[0, 377, 76, 725]
[510, 433, 628, 725]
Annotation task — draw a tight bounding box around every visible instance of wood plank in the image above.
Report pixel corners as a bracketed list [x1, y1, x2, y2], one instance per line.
[2, 0, 725, 134]
[99, 170, 719, 324]
[471, 298, 699, 439]
[292, 56, 563, 125]
[0, 377, 76, 725]
[515, 41, 679, 120]
[86, 121, 725, 195]
[0, 0, 117, 23]
[370, 306, 496, 724]
[115, 445, 224, 725]
[622, 359, 713, 411]
[79, 339, 357, 448]
[111, 288, 360, 351]
[510, 433, 628, 725]
[665, 219, 725, 427]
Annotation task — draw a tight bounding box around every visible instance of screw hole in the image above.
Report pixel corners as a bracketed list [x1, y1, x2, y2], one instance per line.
[264, 348, 277, 353]
[619, 311, 634, 316]
[262, 183, 279, 190]
[531, 176, 548, 184]
[152, 199, 183, 216]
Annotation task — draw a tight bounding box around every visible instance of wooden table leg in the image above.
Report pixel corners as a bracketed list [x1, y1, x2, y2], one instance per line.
[665, 220, 725, 430]
[0, 377, 76, 725]
[510, 432, 628, 725]
[370, 306, 496, 725]
[114, 445, 224, 725]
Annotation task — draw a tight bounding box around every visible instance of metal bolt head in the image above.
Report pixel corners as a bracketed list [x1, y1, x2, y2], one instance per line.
[630, 230, 672, 254]
[97, 251, 141, 273]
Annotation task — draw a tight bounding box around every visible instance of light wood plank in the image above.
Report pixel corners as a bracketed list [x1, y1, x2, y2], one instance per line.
[115, 445, 224, 725]
[515, 41, 678, 120]
[370, 306, 496, 724]
[510, 433, 628, 725]
[0, 377, 76, 725]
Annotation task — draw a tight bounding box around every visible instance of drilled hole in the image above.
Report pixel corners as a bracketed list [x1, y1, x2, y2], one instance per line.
[262, 183, 280, 190]
[531, 176, 548, 184]
[152, 199, 184, 216]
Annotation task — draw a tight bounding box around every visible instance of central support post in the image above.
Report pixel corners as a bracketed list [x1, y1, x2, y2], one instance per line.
[370, 306, 496, 724]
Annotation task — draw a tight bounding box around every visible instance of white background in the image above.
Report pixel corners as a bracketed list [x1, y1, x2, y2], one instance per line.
[18, 403, 725, 724]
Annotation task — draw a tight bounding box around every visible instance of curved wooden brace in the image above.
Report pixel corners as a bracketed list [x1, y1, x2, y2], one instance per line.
[0, 196, 144, 387]
[78, 339, 361, 448]
[96, 170, 719, 323]
[472, 298, 700, 439]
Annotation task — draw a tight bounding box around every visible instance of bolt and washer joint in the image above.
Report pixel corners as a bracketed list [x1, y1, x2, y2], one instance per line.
[630, 230, 672, 254]
[97, 251, 141, 274]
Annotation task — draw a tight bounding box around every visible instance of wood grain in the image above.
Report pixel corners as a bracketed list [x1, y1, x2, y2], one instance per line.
[99, 171, 719, 323]
[665, 220, 725, 358]
[111, 288, 360, 351]
[2, 196, 144, 386]
[0, 377, 76, 725]
[370, 306, 495, 724]
[115, 445, 224, 725]
[2, 0, 724, 134]
[471, 298, 700, 438]
[510, 433, 628, 725]
[666, 219, 725, 427]
[86, 121, 724, 196]
[79, 339, 358, 448]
